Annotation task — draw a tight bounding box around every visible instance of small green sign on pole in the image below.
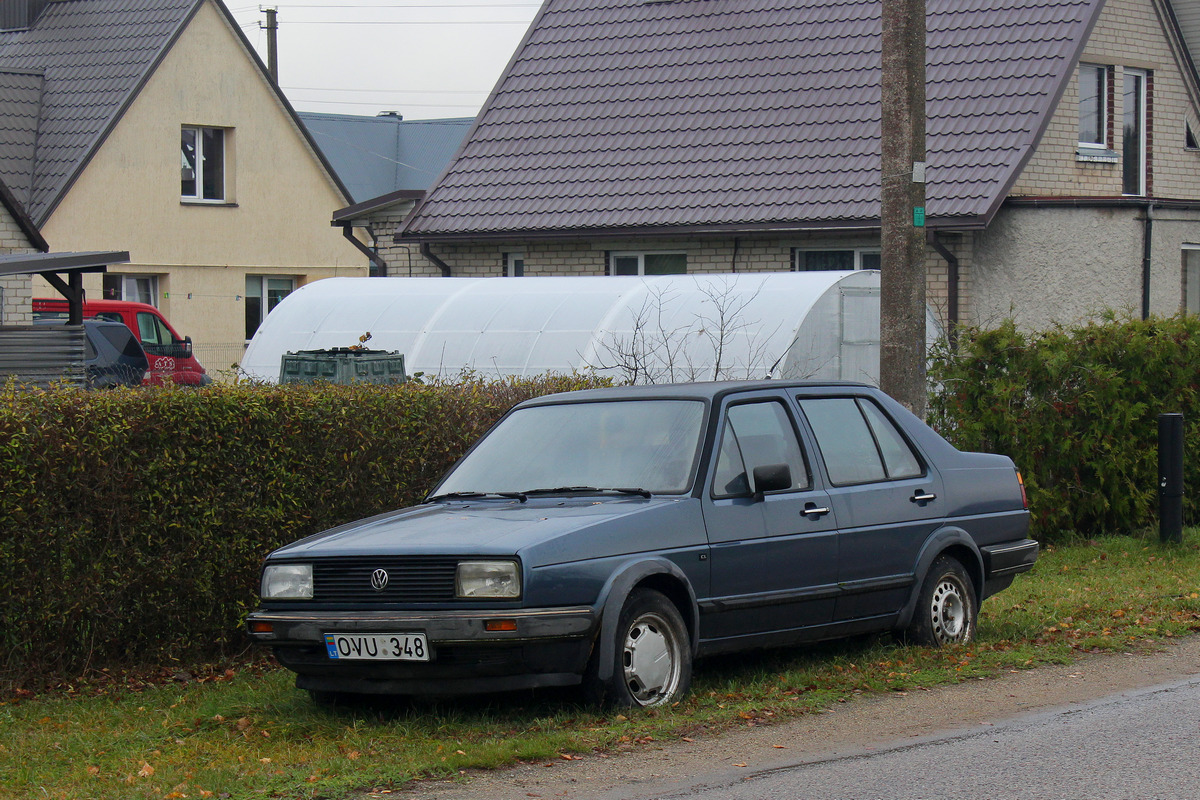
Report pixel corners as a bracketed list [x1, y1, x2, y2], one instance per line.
[913, 206, 926, 227]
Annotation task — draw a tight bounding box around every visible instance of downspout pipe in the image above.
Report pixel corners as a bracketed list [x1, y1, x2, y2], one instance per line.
[339, 223, 387, 275]
[421, 242, 453, 277]
[1142, 202, 1154, 320]
[927, 231, 959, 344]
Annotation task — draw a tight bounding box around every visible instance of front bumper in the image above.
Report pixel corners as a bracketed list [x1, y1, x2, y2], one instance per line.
[246, 606, 598, 695]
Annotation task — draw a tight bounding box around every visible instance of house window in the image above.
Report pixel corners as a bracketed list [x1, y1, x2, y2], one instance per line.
[505, 252, 525, 277]
[1184, 248, 1200, 314]
[609, 252, 687, 275]
[181, 126, 226, 201]
[103, 274, 157, 305]
[1123, 69, 1148, 196]
[245, 275, 294, 340]
[1078, 63, 1108, 148]
[793, 248, 881, 271]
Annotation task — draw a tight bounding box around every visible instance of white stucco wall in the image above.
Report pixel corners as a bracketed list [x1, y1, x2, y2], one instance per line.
[35, 0, 365, 369]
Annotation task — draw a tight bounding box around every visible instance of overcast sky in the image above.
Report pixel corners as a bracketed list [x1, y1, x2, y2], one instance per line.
[225, 1, 542, 120]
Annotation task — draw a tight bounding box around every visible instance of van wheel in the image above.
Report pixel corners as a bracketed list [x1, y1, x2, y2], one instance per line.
[585, 588, 691, 708]
[904, 556, 977, 646]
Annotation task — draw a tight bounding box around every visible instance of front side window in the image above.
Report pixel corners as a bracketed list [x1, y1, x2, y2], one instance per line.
[181, 126, 226, 201]
[712, 401, 809, 498]
[798, 397, 924, 485]
[610, 252, 687, 276]
[1079, 63, 1107, 148]
[245, 275, 295, 340]
[793, 249, 881, 271]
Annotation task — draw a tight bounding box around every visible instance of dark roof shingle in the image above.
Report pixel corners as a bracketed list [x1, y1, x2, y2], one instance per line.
[402, 0, 1102, 240]
[0, 0, 197, 225]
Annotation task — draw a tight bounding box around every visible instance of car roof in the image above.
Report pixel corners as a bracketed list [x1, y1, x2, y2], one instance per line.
[517, 379, 876, 407]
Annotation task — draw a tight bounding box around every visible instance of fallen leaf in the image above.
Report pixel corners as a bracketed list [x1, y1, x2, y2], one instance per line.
[733, 762, 747, 768]
[137, 763, 155, 778]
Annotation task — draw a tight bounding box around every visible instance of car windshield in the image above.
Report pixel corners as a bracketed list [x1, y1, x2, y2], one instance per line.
[434, 399, 706, 496]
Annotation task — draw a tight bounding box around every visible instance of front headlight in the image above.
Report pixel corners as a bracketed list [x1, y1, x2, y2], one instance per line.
[456, 560, 521, 599]
[261, 564, 313, 599]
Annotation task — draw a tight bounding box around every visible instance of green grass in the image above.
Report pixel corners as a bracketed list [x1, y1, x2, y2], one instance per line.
[3, 532, 1200, 800]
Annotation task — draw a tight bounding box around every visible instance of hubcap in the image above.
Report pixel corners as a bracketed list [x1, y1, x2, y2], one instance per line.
[622, 612, 680, 706]
[930, 578, 967, 643]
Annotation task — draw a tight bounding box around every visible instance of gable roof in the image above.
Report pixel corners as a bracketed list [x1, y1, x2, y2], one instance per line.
[0, 0, 350, 227]
[401, 0, 1105, 242]
[298, 112, 473, 204]
[0, 172, 46, 250]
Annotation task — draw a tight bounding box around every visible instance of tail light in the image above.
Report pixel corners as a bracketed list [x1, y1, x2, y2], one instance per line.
[1016, 471, 1029, 510]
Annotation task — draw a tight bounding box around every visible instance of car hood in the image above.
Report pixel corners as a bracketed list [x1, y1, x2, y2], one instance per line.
[269, 496, 703, 565]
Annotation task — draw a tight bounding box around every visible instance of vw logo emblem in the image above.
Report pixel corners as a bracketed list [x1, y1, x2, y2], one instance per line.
[370, 569, 389, 591]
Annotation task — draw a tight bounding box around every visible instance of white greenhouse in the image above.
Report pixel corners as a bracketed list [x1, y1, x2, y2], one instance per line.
[240, 272, 941, 385]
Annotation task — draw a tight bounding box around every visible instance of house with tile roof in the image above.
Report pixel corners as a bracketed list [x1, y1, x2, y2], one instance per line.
[0, 174, 47, 324]
[397, 0, 1200, 332]
[297, 112, 473, 277]
[0, 0, 364, 373]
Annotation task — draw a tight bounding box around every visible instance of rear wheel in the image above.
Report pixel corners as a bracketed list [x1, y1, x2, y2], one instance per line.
[905, 556, 977, 646]
[586, 588, 692, 707]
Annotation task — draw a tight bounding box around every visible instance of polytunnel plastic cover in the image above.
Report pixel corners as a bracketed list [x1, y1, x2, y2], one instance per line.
[240, 272, 938, 385]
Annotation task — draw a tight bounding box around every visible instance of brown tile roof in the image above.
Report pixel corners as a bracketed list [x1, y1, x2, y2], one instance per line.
[401, 0, 1104, 241]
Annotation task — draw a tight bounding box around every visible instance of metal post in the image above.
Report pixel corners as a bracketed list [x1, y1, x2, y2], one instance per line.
[1158, 413, 1184, 544]
[264, 7, 279, 83]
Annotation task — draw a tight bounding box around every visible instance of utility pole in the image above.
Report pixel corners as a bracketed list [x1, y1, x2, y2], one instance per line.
[262, 6, 279, 83]
[879, 0, 927, 417]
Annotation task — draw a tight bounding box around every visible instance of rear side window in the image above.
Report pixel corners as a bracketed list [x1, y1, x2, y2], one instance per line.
[712, 401, 810, 498]
[95, 325, 144, 359]
[798, 397, 923, 485]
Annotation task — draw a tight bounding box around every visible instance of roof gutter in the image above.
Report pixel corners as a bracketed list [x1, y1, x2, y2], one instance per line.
[927, 231, 959, 341]
[421, 243, 452, 277]
[336, 222, 387, 276]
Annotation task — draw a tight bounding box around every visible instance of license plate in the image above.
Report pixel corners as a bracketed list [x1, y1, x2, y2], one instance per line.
[324, 633, 430, 661]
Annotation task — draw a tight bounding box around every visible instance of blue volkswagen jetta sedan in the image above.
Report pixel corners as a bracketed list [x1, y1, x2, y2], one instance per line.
[247, 381, 1036, 707]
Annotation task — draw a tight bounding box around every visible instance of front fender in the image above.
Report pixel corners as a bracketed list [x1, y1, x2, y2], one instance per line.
[895, 527, 984, 631]
[591, 557, 699, 682]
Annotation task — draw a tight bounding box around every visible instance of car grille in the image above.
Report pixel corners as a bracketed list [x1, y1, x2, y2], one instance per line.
[312, 556, 460, 602]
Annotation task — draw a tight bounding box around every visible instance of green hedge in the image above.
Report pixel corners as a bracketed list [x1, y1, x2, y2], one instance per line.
[0, 375, 606, 690]
[928, 314, 1200, 541]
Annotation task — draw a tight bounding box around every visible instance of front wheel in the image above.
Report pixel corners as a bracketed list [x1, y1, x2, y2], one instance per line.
[904, 555, 977, 646]
[586, 588, 692, 707]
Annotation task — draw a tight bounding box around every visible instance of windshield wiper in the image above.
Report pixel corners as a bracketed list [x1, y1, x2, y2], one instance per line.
[520, 486, 652, 498]
[427, 491, 528, 503]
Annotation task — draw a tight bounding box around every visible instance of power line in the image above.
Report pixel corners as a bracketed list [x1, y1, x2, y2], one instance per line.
[282, 86, 487, 95]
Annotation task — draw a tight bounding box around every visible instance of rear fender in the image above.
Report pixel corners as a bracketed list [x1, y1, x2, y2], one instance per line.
[895, 527, 984, 630]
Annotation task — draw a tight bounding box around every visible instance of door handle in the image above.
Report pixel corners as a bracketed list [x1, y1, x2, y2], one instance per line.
[911, 490, 937, 504]
[803, 502, 831, 518]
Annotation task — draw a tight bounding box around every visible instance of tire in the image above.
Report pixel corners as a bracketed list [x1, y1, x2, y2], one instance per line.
[586, 588, 692, 708]
[904, 555, 977, 646]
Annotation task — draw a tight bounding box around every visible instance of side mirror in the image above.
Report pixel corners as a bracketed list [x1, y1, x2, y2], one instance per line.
[752, 463, 792, 500]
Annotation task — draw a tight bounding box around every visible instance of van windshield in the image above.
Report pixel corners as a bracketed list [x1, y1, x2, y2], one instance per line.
[434, 399, 706, 496]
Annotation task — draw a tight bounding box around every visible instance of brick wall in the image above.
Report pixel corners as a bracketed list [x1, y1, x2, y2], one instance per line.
[0, 206, 37, 325]
[1011, 0, 1200, 200]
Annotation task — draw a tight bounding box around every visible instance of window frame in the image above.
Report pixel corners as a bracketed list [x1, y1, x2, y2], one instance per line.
[102, 274, 158, 305]
[504, 252, 525, 277]
[791, 248, 881, 272]
[796, 396, 926, 487]
[1122, 68, 1149, 197]
[1183, 246, 1200, 314]
[244, 275, 296, 341]
[710, 399, 812, 500]
[181, 125, 227, 203]
[608, 251, 687, 276]
[1078, 63, 1109, 150]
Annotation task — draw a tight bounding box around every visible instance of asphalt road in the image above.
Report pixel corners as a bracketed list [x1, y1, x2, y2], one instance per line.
[408, 636, 1200, 800]
[665, 675, 1200, 800]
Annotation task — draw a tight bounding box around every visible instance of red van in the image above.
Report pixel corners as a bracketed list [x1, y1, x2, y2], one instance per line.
[32, 298, 210, 386]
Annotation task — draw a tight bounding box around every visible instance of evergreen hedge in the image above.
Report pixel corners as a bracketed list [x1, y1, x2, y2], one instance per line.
[0, 375, 605, 690]
[928, 313, 1200, 541]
